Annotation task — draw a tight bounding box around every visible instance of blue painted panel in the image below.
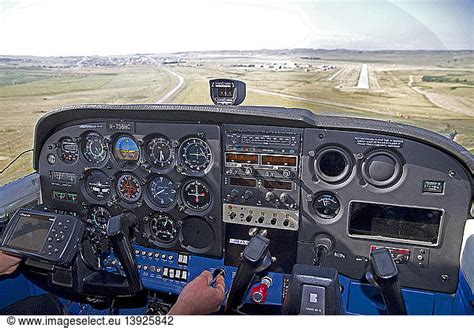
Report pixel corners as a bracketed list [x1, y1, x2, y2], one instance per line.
[347, 281, 435, 315]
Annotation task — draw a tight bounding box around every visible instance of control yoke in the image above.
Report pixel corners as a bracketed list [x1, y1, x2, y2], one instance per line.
[365, 248, 407, 315]
[82, 212, 143, 296]
[225, 234, 272, 314]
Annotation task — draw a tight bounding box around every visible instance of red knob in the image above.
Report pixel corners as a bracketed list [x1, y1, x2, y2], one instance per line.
[251, 283, 269, 304]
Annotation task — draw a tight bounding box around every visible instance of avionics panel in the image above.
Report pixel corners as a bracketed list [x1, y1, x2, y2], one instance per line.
[222, 124, 303, 274]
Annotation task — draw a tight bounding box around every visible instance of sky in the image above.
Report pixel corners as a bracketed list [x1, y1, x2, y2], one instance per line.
[0, 0, 472, 56]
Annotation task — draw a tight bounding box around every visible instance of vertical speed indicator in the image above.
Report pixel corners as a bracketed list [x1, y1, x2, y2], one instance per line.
[179, 138, 212, 172]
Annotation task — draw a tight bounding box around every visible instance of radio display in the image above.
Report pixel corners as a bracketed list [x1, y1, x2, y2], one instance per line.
[263, 180, 292, 190]
[348, 202, 442, 245]
[261, 155, 297, 167]
[226, 153, 258, 164]
[230, 177, 257, 187]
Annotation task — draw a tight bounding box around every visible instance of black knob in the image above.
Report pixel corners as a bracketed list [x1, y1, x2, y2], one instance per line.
[229, 212, 237, 220]
[258, 216, 265, 224]
[230, 189, 240, 200]
[243, 190, 253, 200]
[246, 215, 253, 223]
[270, 218, 277, 225]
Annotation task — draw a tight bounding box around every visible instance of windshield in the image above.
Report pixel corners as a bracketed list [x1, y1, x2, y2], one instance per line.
[0, 0, 473, 186]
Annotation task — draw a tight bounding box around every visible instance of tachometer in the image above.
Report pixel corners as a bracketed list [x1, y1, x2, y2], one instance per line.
[145, 136, 174, 168]
[113, 135, 140, 162]
[116, 173, 142, 203]
[179, 138, 212, 172]
[88, 206, 112, 230]
[85, 170, 111, 201]
[83, 132, 107, 164]
[182, 179, 211, 211]
[149, 213, 177, 243]
[147, 176, 177, 207]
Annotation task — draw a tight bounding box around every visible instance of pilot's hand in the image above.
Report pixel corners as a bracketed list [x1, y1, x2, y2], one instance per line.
[168, 270, 226, 315]
[0, 251, 22, 275]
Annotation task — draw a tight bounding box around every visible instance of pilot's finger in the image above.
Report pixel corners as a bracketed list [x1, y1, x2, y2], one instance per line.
[199, 270, 213, 284]
[214, 275, 226, 297]
[2, 264, 19, 275]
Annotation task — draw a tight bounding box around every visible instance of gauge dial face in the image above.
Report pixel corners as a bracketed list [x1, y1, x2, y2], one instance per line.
[182, 179, 211, 211]
[145, 137, 174, 168]
[179, 138, 212, 172]
[85, 170, 111, 200]
[148, 176, 177, 207]
[113, 135, 140, 162]
[150, 213, 177, 243]
[88, 206, 112, 230]
[313, 192, 341, 219]
[116, 173, 142, 203]
[83, 132, 107, 163]
[58, 137, 79, 163]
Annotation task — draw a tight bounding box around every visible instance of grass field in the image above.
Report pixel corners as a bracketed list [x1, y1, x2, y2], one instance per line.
[0, 52, 473, 186]
[0, 65, 175, 185]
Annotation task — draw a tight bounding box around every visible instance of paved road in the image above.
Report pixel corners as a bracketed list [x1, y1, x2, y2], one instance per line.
[156, 67, 185, 104]
[356, 63, 369, 89]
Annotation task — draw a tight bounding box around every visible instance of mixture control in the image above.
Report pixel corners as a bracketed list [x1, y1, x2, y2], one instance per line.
[251, 276, 273, 304]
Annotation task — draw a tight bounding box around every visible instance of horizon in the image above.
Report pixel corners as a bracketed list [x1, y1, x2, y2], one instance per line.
[1, 47, 473, 58]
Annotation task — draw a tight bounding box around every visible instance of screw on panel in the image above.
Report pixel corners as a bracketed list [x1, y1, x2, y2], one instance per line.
[448, 170, 456, 177]
[308, 150, 316, 157]
[319, 134, 324, 139]
[306, 194, 314, 202]
[197, 132, 204, 138]
[357, 153, 364, 159]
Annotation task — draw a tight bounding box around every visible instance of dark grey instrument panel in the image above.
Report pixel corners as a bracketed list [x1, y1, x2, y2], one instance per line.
[35, 105, 473, 294]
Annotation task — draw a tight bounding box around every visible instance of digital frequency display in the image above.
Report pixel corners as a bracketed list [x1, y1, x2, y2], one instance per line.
[226, 153, 258, 164]
[261, 155, 297, 167]
[348, 202, 442, 244]
[263, 180, 292, 191]
[229, 177, 257, 187]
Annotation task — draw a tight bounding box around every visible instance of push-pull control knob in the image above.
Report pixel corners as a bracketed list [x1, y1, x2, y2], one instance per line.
[265, 192, 276, 202]
[243, 190, 253, 200]
[251, 276, 273, 304]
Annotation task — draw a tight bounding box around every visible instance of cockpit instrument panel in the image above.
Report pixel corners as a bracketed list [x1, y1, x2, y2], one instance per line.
[35, 105, 472, 296]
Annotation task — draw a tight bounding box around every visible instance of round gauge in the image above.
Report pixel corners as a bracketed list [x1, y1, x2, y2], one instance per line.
[179, 138, 212, 172]
[85, 170, 111, 200]
[145, 136, 174, 168]
[83, 132, 107, 164]
[149, 213, 177, 243]
[312, 192, 341, 219]
[147, 176, 177, 207]
[182, 179, 211, 211]
[116, 173, 142, 203]
[88, 206, 112, 230]
[113, 135, 140, 162]
[58, 137, 79, 163]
